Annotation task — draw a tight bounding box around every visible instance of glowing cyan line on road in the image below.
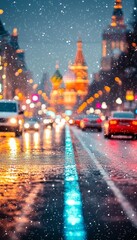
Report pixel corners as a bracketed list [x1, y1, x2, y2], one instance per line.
[72, 128, 137, 229]
[63, 125, 86, 240]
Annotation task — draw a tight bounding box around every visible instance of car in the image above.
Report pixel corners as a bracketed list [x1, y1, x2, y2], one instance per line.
[79, 114, 102, 131]
[24, 117, 40, 131]
[0, 99, 24, 137]
[75, 115, 87, 128]
[103, 111, 137, 139]
[42, 117, 53, 128]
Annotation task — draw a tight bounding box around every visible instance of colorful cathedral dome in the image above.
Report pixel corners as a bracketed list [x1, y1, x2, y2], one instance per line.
[63, 68, 76, 90]
[51, 64, 62, 90]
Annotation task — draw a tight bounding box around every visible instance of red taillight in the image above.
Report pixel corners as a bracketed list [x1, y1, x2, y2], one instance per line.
[96, 118, 102, 123]
[109, 120, 117, 125]
[132, 120, 137, 126]
[83, 118, 89, 122]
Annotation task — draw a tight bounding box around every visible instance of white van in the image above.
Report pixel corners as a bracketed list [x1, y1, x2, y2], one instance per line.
[0, 99, 24, 137]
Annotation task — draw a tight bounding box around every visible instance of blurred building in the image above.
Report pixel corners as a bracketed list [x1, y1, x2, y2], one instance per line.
[101, 0, 128, 72]
[78, 0, 137, 114]
[49, 39, 89, 114]
[0, 17, 32, 102]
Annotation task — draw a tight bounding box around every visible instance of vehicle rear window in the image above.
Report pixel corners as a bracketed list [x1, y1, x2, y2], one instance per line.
[112, 112, 134, 119]
[88, 114, 99, 119]
[0, 102, 17, 112]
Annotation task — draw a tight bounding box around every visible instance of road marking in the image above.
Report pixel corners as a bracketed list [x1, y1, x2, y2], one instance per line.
[72, 128, 137, 228]
[63, 125, 86, 240]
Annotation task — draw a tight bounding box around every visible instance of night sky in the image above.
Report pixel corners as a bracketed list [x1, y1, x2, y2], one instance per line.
[0, 0, 134, 83]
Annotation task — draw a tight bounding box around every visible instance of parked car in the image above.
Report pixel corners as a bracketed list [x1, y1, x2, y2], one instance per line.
[0, 99, 24, 137]
[79, 114, 102, 131]
[24, 117, 40, 131]
[103, 111, 137, 139]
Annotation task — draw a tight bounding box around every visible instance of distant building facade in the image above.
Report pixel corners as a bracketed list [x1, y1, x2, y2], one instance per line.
[0, 17, 32, 102]
[101, 0, 128, 71]
[49, 39, 89, 114]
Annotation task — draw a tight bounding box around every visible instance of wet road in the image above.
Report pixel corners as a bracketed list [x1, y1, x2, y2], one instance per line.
[0, 124, 137, 240]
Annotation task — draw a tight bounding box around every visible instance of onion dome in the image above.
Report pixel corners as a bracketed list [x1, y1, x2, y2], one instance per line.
[63, 68, 76, 90]
[51, 64, 62, 90]
[63, 69, 76, 83]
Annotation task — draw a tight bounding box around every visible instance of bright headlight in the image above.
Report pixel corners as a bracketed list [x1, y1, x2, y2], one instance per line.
[34, 123, 39, 129]
[24, 123, 30, 128]
[10, 118, 17, 124]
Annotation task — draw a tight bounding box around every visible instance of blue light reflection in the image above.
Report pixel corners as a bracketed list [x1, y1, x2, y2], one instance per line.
[63, 125, 86, 240]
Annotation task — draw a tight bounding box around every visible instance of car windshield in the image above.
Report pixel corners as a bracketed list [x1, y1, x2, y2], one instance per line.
[25, 117, 39, 122]
[0, 102, 17, 112]
[112, 112, 134, 119]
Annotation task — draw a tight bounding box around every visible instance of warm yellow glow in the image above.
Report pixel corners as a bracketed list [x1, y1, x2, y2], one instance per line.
[114, 0, 122, 9]
[42, 93, 46, 97]
[15, 72, 19, 76]
[111, 22, 117, 27]
[33, 84, 38, 89]
[0, 95, 3, 99]
[114, 5, 122, 9]
[36, 102, 41, 107]
[132, 121, 137, 126]
[89, 97, 94, 102]
[12, 28, 18, 36]
[102, 40, 107, 57]
[18, 92, 23, 98]
[0, 9, 4, 15]
[10, 118, 17, 124]
[86, 99, 93, 104]
[18, 68, 23, 74]
[94, 93, 99, 98]
[111, 41, 115, 49]
[29, 78, 33, 83]
[24, 132, 30, 149]
[126, 91, 134, 101]
[111, 16, 117, 27]
[119, 41, 124, 51]
[0, 66, 3, 70]
[115, 77, 120, 82]
[4, 62, 8, 67]
[104, 86, 111, 93]
[98, 90, 103, 96]
[115, 77, 122, 85]
[38, 90, 42, 95]
[2, 74, 6, 79]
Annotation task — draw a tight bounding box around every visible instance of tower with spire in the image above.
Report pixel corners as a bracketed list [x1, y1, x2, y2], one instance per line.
[69, 38, 89, 99]
[101, 0, 128, 71]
